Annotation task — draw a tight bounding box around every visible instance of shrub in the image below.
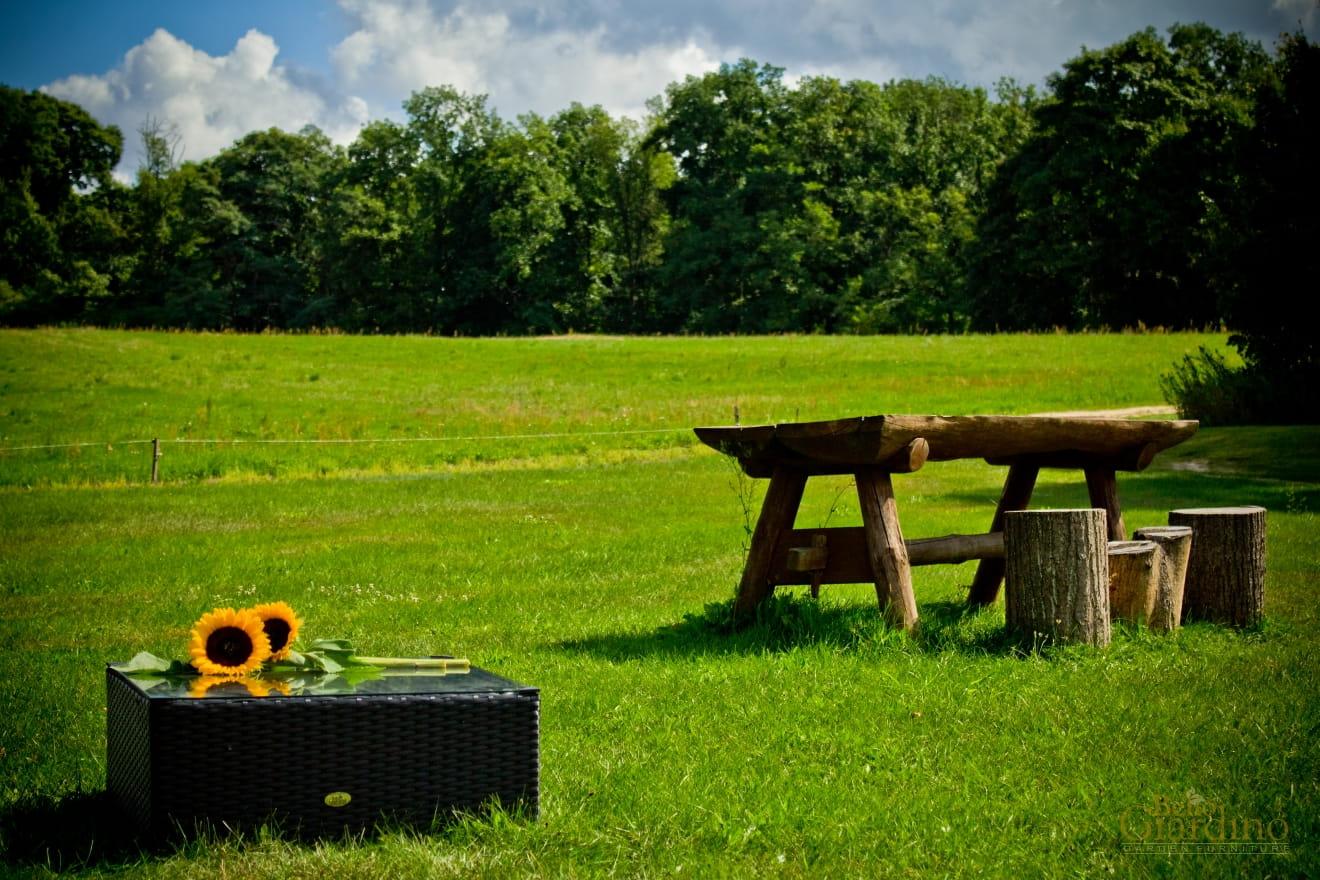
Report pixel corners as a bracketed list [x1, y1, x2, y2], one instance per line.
[1160, 346, 1261, 426]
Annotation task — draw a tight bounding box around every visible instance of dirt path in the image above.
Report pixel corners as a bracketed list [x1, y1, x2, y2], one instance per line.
[1027, 405, 1177, 419]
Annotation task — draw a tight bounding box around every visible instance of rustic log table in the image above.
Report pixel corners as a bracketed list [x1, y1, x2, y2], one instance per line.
[695, 414, 1198, 631]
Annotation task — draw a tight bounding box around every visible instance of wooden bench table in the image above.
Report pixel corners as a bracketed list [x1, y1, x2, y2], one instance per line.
[694, 414, 1198, 631]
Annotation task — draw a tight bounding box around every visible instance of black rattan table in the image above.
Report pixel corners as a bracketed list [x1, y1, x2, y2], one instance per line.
[106, 664, 539, 840]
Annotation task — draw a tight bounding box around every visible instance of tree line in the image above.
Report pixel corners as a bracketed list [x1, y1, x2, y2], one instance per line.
[1, 24, 1314, 339]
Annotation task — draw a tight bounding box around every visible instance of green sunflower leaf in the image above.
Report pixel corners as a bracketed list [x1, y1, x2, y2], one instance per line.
[114, 652, 198, 676]
[305, 651, 346, 673]
[269, 648, 350, 674]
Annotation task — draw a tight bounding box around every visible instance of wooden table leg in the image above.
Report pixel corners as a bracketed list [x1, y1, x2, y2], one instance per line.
[1085, 467, 1127, 541]
[856, 468, 918, 632]
[966, 463, 1038, 607]
[732, 465, 808, 618]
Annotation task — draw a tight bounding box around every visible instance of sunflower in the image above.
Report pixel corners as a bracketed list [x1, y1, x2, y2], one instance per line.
[248, 601, 302, 660]
[188, 607, 271, 676]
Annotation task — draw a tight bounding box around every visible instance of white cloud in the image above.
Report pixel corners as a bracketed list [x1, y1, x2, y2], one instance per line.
[332, 1, 726, 121]
[42, 28, 369, 180]
[36, 0, 1308, 183]
[781, 0, 1092, 87]
[1273, 0, 1318, 31]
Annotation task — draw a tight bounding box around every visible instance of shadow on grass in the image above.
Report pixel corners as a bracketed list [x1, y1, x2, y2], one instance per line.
[0, 790, 145, 872]
[557, 594, 1042, 661]
[0, 791, 531, 871]
[941, 471, 1320, 515]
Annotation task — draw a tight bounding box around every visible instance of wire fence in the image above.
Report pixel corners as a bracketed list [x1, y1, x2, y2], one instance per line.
[0, 425, 704, 483]
[1, 440, 157, 452]
[1, 426, 692, 453]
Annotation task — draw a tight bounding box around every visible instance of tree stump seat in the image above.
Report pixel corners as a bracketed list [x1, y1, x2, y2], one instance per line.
[1107, 540, 1160, 624]
[1169, 507, 1267, 628]
[1132, 525, 1194, 632]
[1005, 509, 1111, 647]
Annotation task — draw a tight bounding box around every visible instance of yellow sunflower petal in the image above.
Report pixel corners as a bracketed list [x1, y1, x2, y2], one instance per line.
[248, 601, 302, 661]
[188, 607, 271, 676]
[189, 675, 227, 698]
[187, 680, 261, 696]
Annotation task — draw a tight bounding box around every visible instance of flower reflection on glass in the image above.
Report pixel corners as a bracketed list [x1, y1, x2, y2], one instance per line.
[188, 675, 292, 698]
[248, 678, 292, 697]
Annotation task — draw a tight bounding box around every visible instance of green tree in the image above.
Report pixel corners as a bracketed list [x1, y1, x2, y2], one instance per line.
[445, 115, 571, 333]
[0, 85, 123, 324]
[163, 162, 250, 328]
[535, 103, 627, 331]
[202, 126, 345, 329]
[968, 24, 1271, 330]
[1222, 33, 1319, 419]
[117, 117, 186, 324]
[650, 60, 802, 331]
[599, 130, 674, 331]
[403, 86, 504, 330]
[322, 120, 423, 331]
[796, 76, 1031, 332]
[651, 64, 1031, 333]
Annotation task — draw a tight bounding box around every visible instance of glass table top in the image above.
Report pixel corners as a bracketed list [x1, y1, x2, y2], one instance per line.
[109, 664, 536, 700]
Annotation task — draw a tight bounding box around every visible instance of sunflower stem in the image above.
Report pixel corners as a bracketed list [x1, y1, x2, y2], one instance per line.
[354, 656, 470, 671]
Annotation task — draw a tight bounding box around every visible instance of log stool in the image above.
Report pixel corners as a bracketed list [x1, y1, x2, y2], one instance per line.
[1169, 507, 1267, 628]
[1132, 525, 1193, 632]
[1004, 509, 1111, 647]
[1107, 540, 1159, 624]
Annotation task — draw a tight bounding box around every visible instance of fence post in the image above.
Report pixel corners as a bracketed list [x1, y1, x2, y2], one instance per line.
[151, 438, 161, 484]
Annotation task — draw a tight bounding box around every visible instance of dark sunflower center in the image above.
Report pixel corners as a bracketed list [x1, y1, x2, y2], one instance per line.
[206, 626, 254, 666]
[263, 618, 292, 652]
[209, 681, 251, 696]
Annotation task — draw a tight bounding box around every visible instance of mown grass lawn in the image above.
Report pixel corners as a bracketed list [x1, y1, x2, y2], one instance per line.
[0, 329, 1315, 878]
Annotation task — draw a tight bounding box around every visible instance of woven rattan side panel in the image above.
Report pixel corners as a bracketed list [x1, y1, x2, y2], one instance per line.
[150, 690, 539, 837]
[105, 669, 153, 833]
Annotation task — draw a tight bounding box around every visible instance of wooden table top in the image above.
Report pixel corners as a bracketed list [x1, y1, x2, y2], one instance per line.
[695, 414, 1199, 476]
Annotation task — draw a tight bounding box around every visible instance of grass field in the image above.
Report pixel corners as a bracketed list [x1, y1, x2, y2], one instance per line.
[0, 329, 1239, 487]
[1, 329, 1316, 878]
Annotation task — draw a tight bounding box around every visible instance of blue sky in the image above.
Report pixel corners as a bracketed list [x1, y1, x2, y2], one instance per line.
[1, 1, 347, 88]
[2, 0, 1313, 177]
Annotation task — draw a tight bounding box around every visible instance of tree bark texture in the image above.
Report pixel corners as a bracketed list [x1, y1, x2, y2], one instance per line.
[1107, 540, 1159, 624]
[1085, 468, 1127, 541]
[732, 466, 807, 618]
[1168, 507, 1266, 628]
[1004, 509, 1110, 647]
[696, 415, 1198, 478]
[1133, 525, 1193, 633]
[855, 467, 919, 632]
